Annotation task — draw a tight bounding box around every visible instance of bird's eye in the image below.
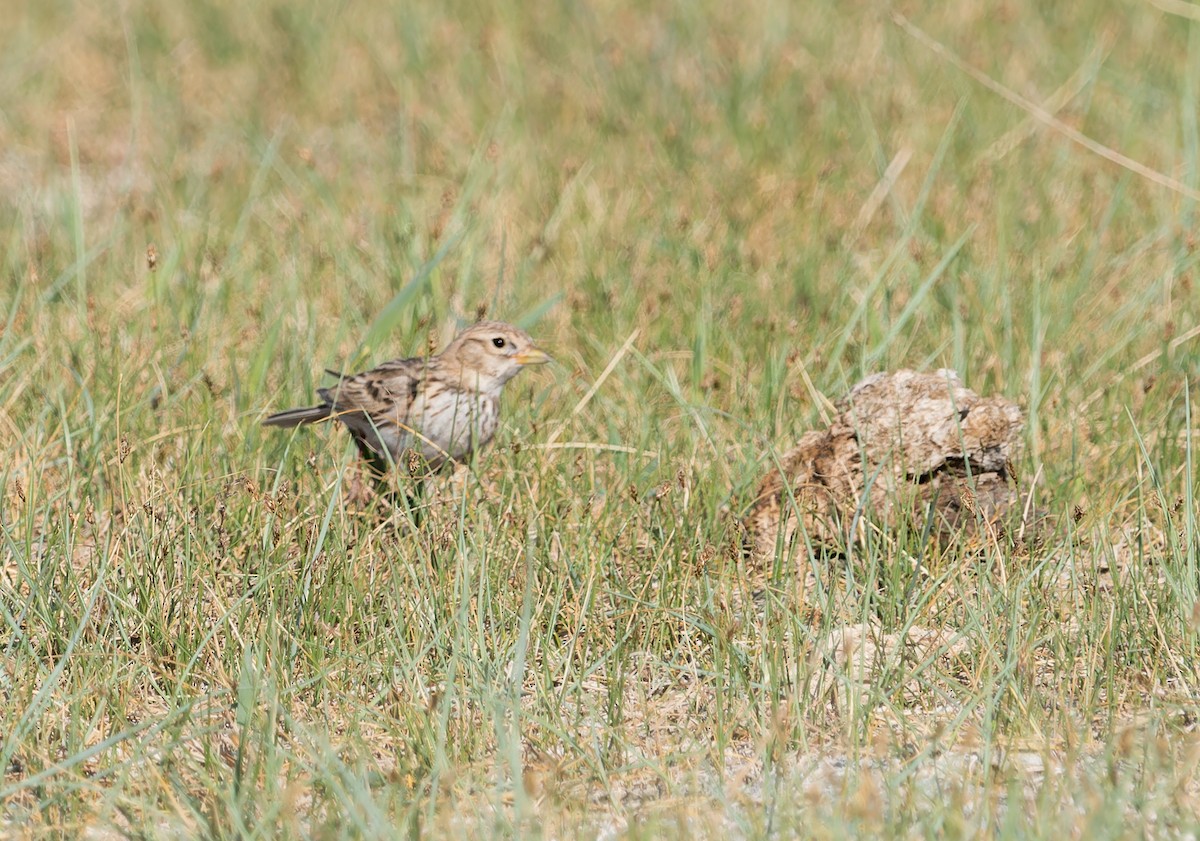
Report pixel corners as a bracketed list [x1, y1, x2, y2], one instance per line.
[492, 337, 506, 348]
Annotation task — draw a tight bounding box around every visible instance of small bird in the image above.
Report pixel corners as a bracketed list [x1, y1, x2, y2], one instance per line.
[263, 321, 550, 476]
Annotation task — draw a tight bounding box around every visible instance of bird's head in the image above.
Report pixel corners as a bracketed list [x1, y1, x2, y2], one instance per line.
[442, 320, 550, 393]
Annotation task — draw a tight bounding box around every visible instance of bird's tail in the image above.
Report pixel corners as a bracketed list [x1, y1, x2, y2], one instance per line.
[262, 405, 332, 428]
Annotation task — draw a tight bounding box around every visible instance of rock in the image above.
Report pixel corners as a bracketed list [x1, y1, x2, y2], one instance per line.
[811, 622, 970, 704]
[748, 369, 1035, 563]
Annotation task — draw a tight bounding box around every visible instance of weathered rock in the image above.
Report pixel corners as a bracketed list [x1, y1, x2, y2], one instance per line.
[811, 622, 971, 705]
[748, 369, 1033, 562]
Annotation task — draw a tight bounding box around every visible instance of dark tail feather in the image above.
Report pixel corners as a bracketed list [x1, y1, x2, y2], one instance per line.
[262, 405, 331, 428]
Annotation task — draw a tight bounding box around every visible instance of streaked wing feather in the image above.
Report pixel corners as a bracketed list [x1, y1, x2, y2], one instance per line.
[320, 363, 421, 417]
[314, 360, 429, 461]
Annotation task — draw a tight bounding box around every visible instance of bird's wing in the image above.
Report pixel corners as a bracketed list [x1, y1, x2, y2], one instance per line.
[314, 359, 438, 464]
[319, 359, 426, 419]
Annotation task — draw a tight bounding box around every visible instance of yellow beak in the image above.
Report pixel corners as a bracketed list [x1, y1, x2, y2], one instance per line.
[514, 347, 551, 366]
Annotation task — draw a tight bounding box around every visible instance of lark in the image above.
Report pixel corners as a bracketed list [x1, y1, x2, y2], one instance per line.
[263, 321, 550, 477]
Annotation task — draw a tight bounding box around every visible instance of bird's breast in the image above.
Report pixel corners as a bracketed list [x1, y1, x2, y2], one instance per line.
[410, 390, 500, 462]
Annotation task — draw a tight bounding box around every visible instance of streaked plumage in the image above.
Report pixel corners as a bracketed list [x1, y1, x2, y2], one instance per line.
[263, 321, 549, 474]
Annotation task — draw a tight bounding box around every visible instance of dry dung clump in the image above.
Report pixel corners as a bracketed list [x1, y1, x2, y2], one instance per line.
[748, 369, 1034, 562]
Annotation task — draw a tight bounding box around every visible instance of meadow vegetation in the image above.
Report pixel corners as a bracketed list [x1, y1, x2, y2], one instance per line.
[2, 0, 1200, 836]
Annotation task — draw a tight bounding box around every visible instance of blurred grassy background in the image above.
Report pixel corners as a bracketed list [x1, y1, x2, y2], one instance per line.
[2, 0, 1200, 837]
